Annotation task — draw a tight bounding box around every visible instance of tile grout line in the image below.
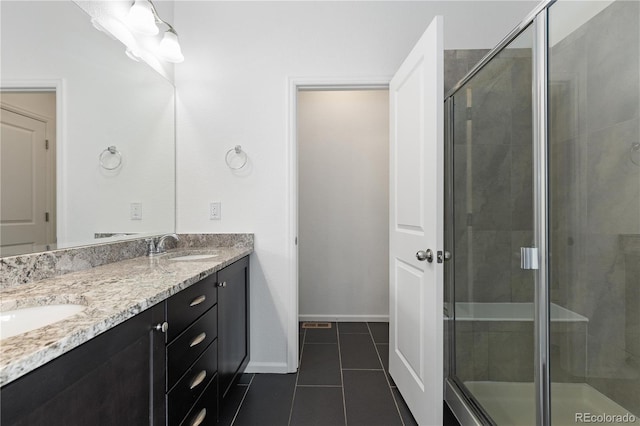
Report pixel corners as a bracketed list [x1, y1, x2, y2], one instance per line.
[341, 368, 384, 371]
[368, 322, 406, 426]
[336, 323, 348, 426]
[287, 326, 306, 426]
[295, 384, 343, 388]
[229, 373, 255, 426]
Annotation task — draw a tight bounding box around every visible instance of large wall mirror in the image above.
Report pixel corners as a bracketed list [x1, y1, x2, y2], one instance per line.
[0, 1, 176, 256]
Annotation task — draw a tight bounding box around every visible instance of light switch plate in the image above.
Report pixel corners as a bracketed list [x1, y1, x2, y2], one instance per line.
[130, 202, 142, 220]
[209, 202, 221, 220]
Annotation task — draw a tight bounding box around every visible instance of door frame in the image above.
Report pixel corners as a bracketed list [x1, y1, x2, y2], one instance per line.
[1, 79, 66, 246]
[286, 76, 391, 372]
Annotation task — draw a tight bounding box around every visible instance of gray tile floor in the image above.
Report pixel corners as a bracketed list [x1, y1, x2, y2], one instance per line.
[219, 322, 460, 426]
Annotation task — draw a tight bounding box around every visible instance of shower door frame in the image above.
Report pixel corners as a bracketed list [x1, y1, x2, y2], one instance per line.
[444, 1, 555, 425]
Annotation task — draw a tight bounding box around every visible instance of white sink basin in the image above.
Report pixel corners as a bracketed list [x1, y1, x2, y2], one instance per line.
[0, 304, 86, 340]
[169, 254, 218, 261]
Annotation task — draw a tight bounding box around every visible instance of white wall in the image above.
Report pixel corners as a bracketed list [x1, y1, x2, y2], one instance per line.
[298, 90, 389, 322]
[1, 1, 175, 247]
[174, 1, 539, 372]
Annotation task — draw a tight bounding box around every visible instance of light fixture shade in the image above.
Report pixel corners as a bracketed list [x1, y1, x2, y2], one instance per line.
[158, 30, 184, 63]
[126, 0, 159, 36]
[125, 48, 142, 62]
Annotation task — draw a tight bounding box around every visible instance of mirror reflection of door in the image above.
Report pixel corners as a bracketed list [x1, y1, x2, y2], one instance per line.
[1, 91, 56, 256]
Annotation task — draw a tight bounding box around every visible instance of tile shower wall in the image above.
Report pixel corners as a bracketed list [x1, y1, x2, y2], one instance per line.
[453, 47, 534, 305]
[444, 50, 489, 95]
[549, 0, 640, 415]
[448, 41, 549, 384]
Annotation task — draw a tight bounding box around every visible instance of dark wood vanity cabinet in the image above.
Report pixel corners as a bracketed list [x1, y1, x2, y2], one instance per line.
[0, 303, 167, 426]
[166, 273, 219, 426]
[217, 256, 250, 402]
[165, 256, 250, 425]
[0, 255, 250, 426]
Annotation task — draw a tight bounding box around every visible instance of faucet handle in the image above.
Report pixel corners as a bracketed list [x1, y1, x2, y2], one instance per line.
[145, 238, 158, 255]
[147, 234, 179, 256]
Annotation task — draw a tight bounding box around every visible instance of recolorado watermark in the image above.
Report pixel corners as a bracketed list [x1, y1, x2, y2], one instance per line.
[575, 413, 637, 423]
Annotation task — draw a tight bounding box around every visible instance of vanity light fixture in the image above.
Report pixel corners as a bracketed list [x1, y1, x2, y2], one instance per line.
[125, 0, 184, 63]
[158, 29, 184, 63]
[126, 0, 159, 36]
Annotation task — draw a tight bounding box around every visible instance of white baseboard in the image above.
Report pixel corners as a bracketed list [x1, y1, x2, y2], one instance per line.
[299, 314, 389, 322]
[244, 361, 291, 374]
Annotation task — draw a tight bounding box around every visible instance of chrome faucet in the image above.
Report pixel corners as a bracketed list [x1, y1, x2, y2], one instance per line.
[146, 233, 179, 256]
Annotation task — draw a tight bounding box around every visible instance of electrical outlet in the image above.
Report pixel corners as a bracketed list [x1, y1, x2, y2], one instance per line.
[209, 202, 221, 220]
[131, 202, 142, 220]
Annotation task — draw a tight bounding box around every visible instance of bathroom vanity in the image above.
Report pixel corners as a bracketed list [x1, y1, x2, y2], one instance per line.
[0, 240, 251, 426]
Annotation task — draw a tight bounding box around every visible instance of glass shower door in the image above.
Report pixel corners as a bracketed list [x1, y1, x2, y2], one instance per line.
[548, 0, 640, 423]
[450, 25, 536, 425]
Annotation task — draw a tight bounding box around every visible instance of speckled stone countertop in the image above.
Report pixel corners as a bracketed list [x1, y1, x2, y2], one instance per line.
[0, 245, 252, 387]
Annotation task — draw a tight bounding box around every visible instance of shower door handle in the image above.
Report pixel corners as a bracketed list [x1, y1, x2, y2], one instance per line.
[520, 247, 539, 270]
[416, 249, 433, 263]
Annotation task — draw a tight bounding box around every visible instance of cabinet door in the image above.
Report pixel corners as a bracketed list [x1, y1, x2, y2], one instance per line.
[1, 303, 166, 426]
[217, 256, 250, 400]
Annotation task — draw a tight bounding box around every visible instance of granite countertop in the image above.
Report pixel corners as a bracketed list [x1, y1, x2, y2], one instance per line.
[0, 246, 252, 387]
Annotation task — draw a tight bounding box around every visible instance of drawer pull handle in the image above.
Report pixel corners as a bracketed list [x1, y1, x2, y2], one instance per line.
[189, 370, 207, 390]
[190, 408, 207, 426]
[190, 295, 206, 307]
[190, 332, 207, 347]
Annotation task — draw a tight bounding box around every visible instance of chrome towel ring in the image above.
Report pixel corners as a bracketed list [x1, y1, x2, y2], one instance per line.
[225, 145, 248, 170]
[99, 146, 122, 170]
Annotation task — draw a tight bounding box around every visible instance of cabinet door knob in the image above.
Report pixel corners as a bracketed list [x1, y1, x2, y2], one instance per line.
[154, 322, 169, 333]
[216, 281, 227, 288]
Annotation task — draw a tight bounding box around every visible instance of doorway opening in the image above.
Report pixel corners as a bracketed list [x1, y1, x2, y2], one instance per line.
[0, 90, 57, 255]
[296, 87, 390, 324]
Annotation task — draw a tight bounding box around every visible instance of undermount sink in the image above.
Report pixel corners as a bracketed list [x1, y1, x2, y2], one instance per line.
[169, 254, 218, 261]
[0, 304, 86, 340]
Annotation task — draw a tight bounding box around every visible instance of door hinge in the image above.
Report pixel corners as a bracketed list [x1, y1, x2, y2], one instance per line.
[466, 213, 473, 226]
[45, 139, 49, 150]
[45, 212, 50, 222]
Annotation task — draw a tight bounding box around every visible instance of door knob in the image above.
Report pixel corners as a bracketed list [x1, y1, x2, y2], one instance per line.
[416, 249, 433, 263]
[437, 250, 452, 263]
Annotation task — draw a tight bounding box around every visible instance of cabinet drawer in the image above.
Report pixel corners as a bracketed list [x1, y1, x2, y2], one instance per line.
[167, 305, 217, 389]
[168, 340, 217, 426]
[167, 274, 217, 342]
[179, 375, 218, 426]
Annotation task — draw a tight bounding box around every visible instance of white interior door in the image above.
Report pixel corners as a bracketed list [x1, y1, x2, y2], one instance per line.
[1, 107, 48, 255]
[389, 16, 444, 426]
